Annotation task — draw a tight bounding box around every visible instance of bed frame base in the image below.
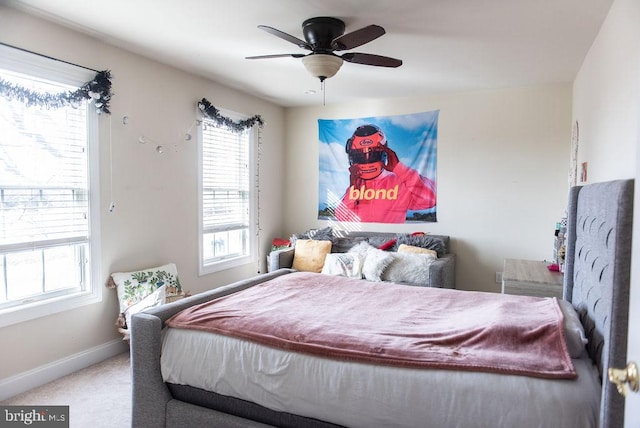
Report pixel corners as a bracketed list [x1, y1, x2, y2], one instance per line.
[131, 179, 634, 428]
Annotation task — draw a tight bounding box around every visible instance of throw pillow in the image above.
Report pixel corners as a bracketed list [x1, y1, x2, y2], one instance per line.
[381, 252, 435, 285]
[557, 299, 589, 358]
[397, 244, 438, 258]
[111, 263, 182, 338]
[290, 227, 333, 246]
[378, 238, 397, 250]
[394, 234, 446, 257]
[292, 239, 332, 273]
[330, 236, 368, 253]
[366, 236, 395, 248]
[349, 242, 395, 282]
[321, 253, 364, 278]
[111, 262, 182, 313]
[271, 238, 291, 251]
[120, 286, 166, 340]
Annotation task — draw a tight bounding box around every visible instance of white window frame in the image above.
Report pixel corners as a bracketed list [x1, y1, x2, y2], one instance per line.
[0, 45, 102, 328]
[198, 108, 257, 275]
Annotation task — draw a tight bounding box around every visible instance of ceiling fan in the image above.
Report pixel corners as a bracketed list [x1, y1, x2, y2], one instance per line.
[246, 17, 403, 82]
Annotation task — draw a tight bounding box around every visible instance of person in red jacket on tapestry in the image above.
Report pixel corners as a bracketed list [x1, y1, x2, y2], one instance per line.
[335, 124, 436, 223]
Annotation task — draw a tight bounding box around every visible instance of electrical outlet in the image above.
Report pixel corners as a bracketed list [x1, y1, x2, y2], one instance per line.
[495, 271, 503, 283]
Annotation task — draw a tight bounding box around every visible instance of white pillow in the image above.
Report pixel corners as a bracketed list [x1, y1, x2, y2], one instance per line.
[348, 242, 395, 282]
[381, 252, 435, 285]
[321, 253, 364, 278]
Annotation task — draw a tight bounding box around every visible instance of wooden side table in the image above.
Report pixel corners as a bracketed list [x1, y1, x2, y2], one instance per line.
[502, 258, 564, 298]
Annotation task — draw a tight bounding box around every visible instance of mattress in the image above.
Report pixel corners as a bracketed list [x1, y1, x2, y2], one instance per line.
[161, 327, 601, 428]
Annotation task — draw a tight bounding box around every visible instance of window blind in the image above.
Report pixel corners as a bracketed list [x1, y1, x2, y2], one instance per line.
[201, 121, 250, 234]
[0, 70, 88, 251]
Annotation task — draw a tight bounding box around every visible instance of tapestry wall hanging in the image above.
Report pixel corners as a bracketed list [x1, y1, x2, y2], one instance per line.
[318, 110, 439, 224]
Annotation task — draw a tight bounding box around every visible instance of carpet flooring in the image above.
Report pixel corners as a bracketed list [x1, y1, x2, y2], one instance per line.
[1, 351, 132, 428]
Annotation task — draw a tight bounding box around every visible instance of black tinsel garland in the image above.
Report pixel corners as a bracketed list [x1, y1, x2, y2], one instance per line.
[198, 98, 263, 132]
[0, 70, 112, 115]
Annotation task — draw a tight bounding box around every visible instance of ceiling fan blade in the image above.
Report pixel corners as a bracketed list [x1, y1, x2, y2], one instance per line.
[245, 53, 306, 60]
[258, 25, 311, 50]
[332, 25, 385, 51]
[341, 52, 402, 68]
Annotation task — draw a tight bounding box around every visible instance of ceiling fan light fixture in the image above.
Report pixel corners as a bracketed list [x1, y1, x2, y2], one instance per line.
[301, 54, 343, 82]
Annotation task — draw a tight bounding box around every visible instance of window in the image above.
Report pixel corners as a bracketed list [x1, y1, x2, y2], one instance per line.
[0, 45, 101, 327]
[198, 111, 256, 274]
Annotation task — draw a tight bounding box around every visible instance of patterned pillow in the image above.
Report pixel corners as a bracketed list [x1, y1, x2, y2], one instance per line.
[321, 253, 364, 278]
[111, 263, 182, 335]
[112, 263, 182, 311]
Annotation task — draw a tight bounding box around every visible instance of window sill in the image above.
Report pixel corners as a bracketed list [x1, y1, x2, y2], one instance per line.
[199, 254, 254, 276]
[0, 289, 102, 328]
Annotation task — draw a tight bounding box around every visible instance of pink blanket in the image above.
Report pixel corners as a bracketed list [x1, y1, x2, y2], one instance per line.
[166, 272, 575, 379]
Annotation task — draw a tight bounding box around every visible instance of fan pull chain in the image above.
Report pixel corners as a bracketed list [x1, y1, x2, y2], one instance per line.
[321, 79, 326, 106]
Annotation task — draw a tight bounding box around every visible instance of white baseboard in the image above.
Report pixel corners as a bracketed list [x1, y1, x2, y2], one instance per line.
[0, 339, 129, 402]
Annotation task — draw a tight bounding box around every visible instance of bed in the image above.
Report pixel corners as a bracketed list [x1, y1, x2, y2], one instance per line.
[131, 178, 634, 428]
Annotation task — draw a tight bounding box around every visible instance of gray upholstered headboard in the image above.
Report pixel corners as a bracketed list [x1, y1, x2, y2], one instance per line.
[563, 179, 634, 428]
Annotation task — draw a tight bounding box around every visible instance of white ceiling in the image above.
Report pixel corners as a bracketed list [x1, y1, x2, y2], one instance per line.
[5, 0, 613, 107]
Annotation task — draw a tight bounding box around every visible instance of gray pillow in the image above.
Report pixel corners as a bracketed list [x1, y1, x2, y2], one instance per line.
[291, 227, 333, 245]
[557, 299, 589, 358]
[331, 236, 368, 253]
[367, 236, 396, 249]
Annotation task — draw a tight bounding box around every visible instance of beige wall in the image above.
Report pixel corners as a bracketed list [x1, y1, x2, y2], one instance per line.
[284, 85, 573, 293]
[572, 0, 639, 182]
[570, 0, 640, 424]
[3, 0, 640, 404]
[0, 7, 286, 380]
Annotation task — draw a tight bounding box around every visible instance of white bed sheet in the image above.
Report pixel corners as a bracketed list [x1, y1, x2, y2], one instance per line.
[161, 327, 600, 428]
